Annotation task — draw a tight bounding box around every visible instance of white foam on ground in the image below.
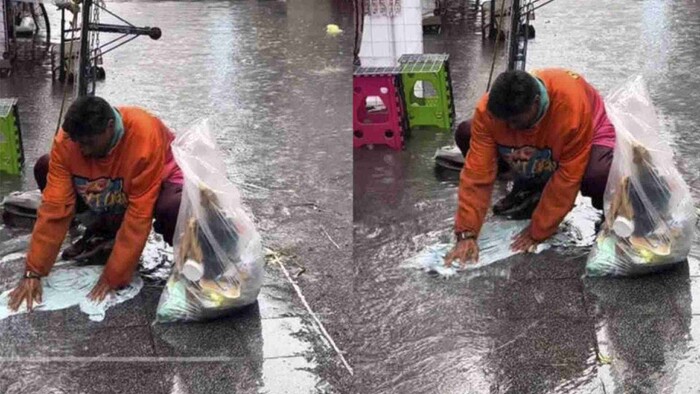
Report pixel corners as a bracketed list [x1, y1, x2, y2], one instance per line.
[0, 266, 143, 322]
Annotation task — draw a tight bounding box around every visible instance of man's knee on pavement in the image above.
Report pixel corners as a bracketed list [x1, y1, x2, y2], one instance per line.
[34, 154, 50, 191]
[581, 171, 609, 210]
[581, 146, 613, 210]
[153, 184, 182, 245]
[455, 120, 472, 157]
[153, 202, 173, 245]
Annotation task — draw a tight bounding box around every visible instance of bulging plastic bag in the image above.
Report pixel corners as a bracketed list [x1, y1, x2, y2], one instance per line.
[156, 120, 264, 322]
[586, 76, 696, 276]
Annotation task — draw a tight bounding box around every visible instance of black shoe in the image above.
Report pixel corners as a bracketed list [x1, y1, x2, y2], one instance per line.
[493, 189, 542, 220]
[61, 230, 115, 261]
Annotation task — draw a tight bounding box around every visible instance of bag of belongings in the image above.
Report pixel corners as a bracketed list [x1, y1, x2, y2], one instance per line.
[156, 120, 264, 322]
[586, 76, 696, 276]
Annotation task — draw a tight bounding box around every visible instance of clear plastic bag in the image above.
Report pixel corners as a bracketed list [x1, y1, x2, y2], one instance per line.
[585, 76, 696, 276]
[155, 120, 264, 322]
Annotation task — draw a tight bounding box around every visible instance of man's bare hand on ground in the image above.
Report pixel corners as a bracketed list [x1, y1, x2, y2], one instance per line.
[511, 225, 539, 253]
[443, 239, 480, 269]
[8, 278, 43, 312]
[87, 276, 113, 303]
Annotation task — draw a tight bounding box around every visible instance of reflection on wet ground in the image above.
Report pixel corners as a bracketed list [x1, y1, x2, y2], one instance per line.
[1, 0, 352, 392]
[353, 0, 700, 392]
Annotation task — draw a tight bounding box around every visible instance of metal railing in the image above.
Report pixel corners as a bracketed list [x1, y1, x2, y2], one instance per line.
[55, 0, 161, 96]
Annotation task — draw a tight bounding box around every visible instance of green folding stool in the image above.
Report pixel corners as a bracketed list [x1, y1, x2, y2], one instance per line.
[398, 54, 455, 131]
[0, 98, 25, 175]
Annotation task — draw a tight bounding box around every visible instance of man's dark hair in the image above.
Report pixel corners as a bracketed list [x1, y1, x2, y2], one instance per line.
[62, 96, 114, 139]
[487, 70, 539, 119]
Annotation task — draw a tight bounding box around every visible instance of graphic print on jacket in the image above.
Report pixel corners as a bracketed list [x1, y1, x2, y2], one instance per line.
[73, 176, 128, 214]
[497, 144, 558, 183]
[73, 176, 128, 233]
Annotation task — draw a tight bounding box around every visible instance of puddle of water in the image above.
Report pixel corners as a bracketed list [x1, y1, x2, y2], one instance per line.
[260, 356, 331, 394]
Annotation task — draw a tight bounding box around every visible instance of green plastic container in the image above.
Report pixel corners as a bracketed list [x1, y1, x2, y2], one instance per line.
[0, 99, 24, 175]
[399, 54, 455, 131]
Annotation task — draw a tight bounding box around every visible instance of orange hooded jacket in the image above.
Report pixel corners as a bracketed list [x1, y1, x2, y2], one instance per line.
[455, 68, 598, 241]
[26, 107, 178, 288]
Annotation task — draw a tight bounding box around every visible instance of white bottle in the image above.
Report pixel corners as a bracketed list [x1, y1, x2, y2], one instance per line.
[182, 259, 204, 282]
[612, 216, 634, 238]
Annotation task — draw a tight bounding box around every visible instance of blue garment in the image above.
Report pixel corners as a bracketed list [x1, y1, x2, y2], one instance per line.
[108, 107, 124, 151]
[532, 76, 550, 125]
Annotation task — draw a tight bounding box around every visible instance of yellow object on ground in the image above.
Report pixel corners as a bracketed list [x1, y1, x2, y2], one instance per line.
[326, 24, 343, 36]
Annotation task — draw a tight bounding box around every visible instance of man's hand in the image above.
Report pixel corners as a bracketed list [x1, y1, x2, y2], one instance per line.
[87, 276, 113, 303]
[8, 278, 43, 312]
[443, 239, 480, 269]
[511, 225, 539, 253]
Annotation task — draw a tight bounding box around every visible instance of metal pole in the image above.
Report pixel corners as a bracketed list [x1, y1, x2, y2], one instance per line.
[507, 0, 520, 70]
[489, 0, 496, 40]
[89, 23, 161, 39]
[40, 4, 50, 48]
[3, 0, 10, 53]
[59, 8, 65, 81]
[519, 3, 531, 70]
[78, 0, 91, 96]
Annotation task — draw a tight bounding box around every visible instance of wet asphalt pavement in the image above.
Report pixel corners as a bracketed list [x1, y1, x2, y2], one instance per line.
[0, 0, 353, 392]
[353, 0, 700, 393]
[3, 0, 700, 392]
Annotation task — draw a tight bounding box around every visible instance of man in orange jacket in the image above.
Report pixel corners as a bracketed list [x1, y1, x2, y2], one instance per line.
[444, 69, 615, 267]
[8, 96, 183, 311]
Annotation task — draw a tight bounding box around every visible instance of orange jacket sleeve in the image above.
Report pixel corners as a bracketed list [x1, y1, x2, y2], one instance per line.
[529, 115, 593, 241]
[26, 135, 76, 276]
[101, 129, 165, 288]
[454, 104, 498, 235]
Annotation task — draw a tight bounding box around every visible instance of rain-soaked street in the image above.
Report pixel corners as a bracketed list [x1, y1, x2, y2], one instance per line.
[3, 0, 700, 392]
[353, 0, 700, 393]
[0, 0, 353, 392]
